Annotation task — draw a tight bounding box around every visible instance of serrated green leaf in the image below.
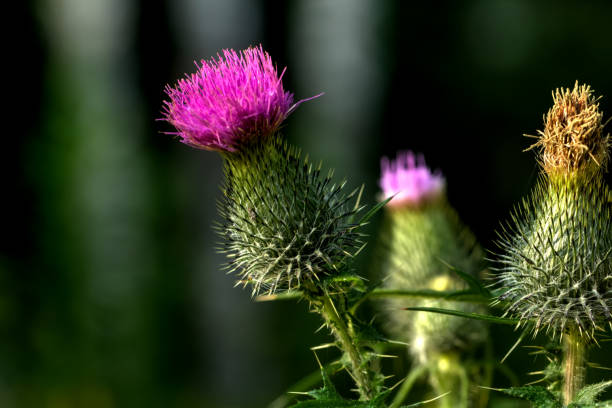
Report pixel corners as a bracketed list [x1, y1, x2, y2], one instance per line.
[569, 402, 612, 408]
[267, 361, 342, 408]
[495, 386, 562, 408]
[288, 367, 385, 408]
[403, 306, 520, 325]
[572, 381, 612, 405]
[298, 367, 342, 402]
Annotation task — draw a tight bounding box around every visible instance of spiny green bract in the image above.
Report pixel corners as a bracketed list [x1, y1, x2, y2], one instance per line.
[218, 134, 364, 296]
[496, 174, 612, 341]
[379, 201, 487, 361]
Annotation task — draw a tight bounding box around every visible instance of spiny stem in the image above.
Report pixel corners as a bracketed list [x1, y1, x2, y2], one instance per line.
[563, 330, 585, 406]
[320, 294, 374, 400]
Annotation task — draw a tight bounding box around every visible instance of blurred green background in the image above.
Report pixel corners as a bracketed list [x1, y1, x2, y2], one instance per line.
[5, 0, 612, 407]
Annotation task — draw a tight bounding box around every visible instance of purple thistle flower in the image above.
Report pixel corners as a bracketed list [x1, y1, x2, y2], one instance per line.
[162, 45, 313, 152]
[379, 151, 445, 207]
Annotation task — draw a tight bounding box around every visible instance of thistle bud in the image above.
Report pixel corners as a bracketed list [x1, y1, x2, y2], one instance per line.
[377, 152, 486, 358]
[497, 83, 612, 342]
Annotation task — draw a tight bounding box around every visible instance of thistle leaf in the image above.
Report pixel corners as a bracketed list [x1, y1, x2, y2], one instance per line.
[572, 381, 612, 405]
[288, 367, 389, 408]
[403, 306, 520, 325]
[568, 402, 612, 408]
[494, 385, 562, 408]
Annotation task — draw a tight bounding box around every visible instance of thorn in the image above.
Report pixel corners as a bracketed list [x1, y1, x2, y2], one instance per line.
[312, 350, 323, 369]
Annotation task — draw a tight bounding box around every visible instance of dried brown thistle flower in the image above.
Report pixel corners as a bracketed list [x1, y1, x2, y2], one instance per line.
[526, 81, 610, 177]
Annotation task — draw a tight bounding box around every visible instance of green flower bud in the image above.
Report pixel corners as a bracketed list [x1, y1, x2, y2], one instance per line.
[219, 134, 363, 296]
[380, 200, 487, 361]
[376, 153, 487, 359]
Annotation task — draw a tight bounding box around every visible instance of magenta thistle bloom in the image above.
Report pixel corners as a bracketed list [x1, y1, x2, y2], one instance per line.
[162, 45, 307, 152]
[379, 151, 445, 207]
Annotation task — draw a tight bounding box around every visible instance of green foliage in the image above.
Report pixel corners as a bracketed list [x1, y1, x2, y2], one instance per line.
[524, 346, 563, 392]
[496, 385, 562, 408]
[219, 134, 365, 296]
[495, 174, 612, 341]
[568, 402, 612, 408]
[288, 367, 443, 408]
[571, 381, 612, 405]
[288, 367, 390, 408]
[495, 381, 612, 408]
[403, 306, 519, 325]
[441, 260, 491, 299]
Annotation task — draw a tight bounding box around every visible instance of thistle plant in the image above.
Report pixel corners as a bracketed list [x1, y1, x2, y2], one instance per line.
[160, 43, 612, 408]
[496, 82, 612, 405]
[377, 152, 488, 408]
[162, 45, 380, 402]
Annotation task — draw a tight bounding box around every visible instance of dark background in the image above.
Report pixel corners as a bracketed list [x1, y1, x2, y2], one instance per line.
[4, 0, 612, 407]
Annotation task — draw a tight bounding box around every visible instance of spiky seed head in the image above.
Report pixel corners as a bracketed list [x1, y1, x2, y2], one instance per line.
[496, 175, 612, 342]
[527, 82, 610, 177]
[162, 45, 306, 152]
[219, 134, 364, 296]
[379, 151, 445, 208]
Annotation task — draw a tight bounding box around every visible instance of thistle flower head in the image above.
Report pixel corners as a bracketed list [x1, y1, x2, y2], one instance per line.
[528, 82, 610, 177]
[379, 151, 445, 208]
[162, 45, 300, 152]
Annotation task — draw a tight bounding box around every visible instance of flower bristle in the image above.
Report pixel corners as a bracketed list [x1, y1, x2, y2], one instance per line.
[495, 175, 612, 342]
[218, 134, 364, 296]
[162, 45, 295, 152]
[527, 81, 610, 177]
[379, 151, 445, 208]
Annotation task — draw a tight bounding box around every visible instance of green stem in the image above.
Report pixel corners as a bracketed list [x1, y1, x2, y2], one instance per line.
[429, 353, 467, 408]
[320, 294, 374, 400]
[389, 364, 428, 408]
[563, 331, 585, 406]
